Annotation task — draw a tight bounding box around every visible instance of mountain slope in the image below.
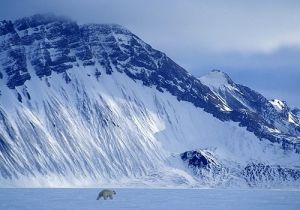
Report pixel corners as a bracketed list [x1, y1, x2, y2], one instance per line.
[199, 70, 300, 149]
[0, 14, 299, 187]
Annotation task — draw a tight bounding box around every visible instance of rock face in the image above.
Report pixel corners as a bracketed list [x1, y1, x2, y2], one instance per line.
[180, 150, 229, 186]
[0, 14, 219, 109]
[181, 150, 217, 169]
[0, 20, 31, 88]
[242, 163, 300, 187]
[181, 150, 300, 187]
[0, 14, 299, 187]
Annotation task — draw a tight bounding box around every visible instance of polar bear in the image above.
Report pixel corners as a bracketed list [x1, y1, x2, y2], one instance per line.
[96, 189, 116, 200]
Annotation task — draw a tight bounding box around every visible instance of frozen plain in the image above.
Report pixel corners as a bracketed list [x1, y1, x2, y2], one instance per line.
[0, 188, 300, 210]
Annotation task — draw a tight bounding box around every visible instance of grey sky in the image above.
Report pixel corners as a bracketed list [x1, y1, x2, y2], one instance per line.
[1, 0, 299, 107]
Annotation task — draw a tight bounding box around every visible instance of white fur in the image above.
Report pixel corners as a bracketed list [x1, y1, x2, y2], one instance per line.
[96, 189, 116, 200]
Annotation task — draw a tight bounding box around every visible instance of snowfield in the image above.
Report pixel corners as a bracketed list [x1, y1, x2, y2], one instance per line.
[0, 188, 299, 210]
[1, 69, 299, 187]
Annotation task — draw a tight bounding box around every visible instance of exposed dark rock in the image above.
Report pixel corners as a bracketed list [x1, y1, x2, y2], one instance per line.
[242, 163, 300, 186]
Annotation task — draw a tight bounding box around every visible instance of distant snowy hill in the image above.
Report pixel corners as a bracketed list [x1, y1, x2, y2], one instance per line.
[0, 14, 299, 187]
[199, 70, 300, 147]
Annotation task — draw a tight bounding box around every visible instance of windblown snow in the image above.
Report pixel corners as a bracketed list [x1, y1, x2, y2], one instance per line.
[0, 65, 299, 187]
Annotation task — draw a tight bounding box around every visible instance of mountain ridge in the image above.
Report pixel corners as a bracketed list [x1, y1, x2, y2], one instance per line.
[1, 14, 299, 150]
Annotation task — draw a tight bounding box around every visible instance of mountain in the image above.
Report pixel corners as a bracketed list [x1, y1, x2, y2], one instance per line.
[199, 70, 300, 149]
[0, 14, 299, 187]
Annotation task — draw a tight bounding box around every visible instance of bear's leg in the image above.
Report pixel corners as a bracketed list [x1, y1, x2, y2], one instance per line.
[109, 195, 113, 199]
[104, 195, 108, 200]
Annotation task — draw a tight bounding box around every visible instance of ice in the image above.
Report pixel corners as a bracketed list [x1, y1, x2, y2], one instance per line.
[0, 188, 299, 210]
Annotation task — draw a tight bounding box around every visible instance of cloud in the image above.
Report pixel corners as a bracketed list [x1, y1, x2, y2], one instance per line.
[1, 0, 300, 53]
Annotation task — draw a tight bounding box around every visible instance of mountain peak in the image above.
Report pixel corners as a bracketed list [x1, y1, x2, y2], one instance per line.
[199, 69, 234, 90]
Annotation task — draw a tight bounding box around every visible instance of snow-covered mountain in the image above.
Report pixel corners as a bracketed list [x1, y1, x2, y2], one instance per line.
[0, 14, 299, 187]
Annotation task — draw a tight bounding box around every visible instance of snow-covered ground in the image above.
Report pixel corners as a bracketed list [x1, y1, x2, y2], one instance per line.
[0, 188, 299, 210]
